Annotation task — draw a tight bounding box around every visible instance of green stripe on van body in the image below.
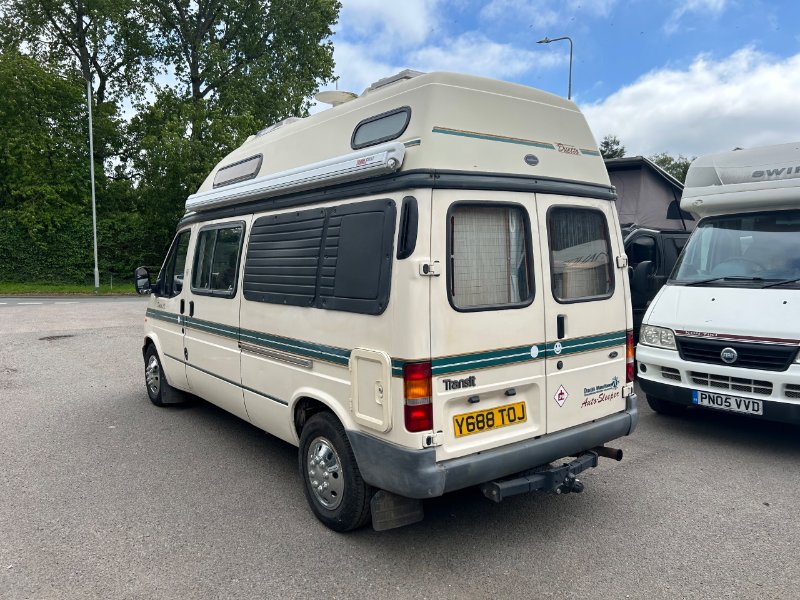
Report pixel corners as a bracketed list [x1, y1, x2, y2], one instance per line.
[238, 328, 351, 367]
[580, 149, 601, 156]
[546, 330, 627, 357]
[431, 344, 544, 376]
[184, 316, 239, 341]
[145, 309, 625, 379]
[146, 307, 183, 325]
[432, 126, 556, 150]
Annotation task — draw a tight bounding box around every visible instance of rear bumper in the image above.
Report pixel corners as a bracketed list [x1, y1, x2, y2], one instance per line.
[348, 394, 638, 499]
[639, 378, 800, 425]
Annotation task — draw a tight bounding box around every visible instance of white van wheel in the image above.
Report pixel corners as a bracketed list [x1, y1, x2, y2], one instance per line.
[144, 346, 166, 406]
[299, 413, 373, 532]
[306, 437, 345, 510]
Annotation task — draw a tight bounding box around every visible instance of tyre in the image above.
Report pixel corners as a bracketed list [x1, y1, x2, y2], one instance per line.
[144, 345, 168, 406]
[646, 394, 685, 416]
[298, 412, 373, 532]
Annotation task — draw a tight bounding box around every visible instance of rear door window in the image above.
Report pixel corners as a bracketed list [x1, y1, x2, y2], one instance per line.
[447, 203, 534, 311]
[548, 207, 614, 302]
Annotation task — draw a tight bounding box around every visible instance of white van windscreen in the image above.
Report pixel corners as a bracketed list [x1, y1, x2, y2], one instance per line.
[671, 210, 800, 287]
[448, 204, 533, 310]
[547, 207, 614, 301]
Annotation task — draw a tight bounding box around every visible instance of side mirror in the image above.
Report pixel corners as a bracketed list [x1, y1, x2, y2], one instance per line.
[135, 266, 152, 295]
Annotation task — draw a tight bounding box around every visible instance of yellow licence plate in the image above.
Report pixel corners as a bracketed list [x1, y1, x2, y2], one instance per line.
[453, 401, 527, 438]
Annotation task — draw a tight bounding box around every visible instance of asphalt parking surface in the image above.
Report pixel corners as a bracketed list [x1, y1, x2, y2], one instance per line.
[1, 298, 798, 599]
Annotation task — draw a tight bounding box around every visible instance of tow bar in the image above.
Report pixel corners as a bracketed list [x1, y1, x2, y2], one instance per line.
[480, 446, 623, 503]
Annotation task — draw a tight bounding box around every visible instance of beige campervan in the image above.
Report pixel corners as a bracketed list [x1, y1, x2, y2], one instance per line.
[135, 71, 639, 531]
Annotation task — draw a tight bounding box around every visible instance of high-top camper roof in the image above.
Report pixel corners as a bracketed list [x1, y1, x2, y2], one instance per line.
[185, 71, 612, 215]
[682, 141, 800, 218]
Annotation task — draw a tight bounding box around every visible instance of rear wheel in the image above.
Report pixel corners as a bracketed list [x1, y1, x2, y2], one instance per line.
[646, 394, 685, 416]
[298, 412, 373, 532]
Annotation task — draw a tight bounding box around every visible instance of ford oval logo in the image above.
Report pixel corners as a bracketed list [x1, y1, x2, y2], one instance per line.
[524, 154, 539, 166]
[720, 347, 738, 364]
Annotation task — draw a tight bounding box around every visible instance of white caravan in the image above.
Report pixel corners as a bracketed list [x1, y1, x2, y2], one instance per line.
[636, 142, 800, 423]
[135, 71, 639, 531]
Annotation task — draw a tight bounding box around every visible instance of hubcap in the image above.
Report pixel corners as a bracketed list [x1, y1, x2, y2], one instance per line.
[145, 355, 161, 396]
[306, 436, 344, 510]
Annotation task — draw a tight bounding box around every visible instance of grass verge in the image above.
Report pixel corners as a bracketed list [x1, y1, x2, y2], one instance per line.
[0, 282, 137, 296]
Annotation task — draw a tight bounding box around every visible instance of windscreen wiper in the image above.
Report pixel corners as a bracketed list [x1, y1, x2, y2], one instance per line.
[683, 276, 764, 287]
[762, 277, 800, 289]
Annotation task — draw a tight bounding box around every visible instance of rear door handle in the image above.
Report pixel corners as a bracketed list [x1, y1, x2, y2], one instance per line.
[180, 299, 185, 314]
[189, 301, 195, 317]
[557, 314, 566, 340]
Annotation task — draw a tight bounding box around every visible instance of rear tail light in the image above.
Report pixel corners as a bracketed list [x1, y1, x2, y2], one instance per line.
[626, 330, 635, 383]
[403, 361, 432, 432]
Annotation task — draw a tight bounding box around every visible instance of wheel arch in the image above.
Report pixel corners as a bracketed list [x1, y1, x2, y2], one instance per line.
[291, 389, 355, 442]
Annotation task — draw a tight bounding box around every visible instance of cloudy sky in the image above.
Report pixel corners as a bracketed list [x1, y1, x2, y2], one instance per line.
[324, 0, 800, 158]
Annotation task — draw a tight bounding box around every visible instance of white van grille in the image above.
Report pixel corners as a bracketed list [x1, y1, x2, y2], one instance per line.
[661, 367, 681, 381]
[690, 371, 772, 396]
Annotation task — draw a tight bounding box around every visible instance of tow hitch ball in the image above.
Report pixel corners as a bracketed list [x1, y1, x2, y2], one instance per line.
[555, 472, 584, 495]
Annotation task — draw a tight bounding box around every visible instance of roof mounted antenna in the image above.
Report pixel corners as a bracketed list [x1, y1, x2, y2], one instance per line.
[314, 90, 359, 106]
[315, 78, 358, 107]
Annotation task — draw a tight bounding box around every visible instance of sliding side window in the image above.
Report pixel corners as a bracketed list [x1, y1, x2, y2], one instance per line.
[191, 223, 245, 298]
[447, 203, 534, 311]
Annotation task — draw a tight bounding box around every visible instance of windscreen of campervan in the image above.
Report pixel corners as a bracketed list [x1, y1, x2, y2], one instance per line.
[670, 210, 800, 287]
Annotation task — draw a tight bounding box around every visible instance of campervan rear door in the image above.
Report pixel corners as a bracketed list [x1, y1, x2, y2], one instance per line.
[535, 195, 629, 434]
[429, 190, 547, 462]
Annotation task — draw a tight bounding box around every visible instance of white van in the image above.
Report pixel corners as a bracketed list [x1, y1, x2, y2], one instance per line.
[636, 142, 800, 423]
[135, 71, 639, 531]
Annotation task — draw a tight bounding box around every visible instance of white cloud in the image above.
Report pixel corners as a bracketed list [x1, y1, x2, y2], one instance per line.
[337, 0, 441, 48]
[407, 32, 564, 79]
[326, 34, 564, 100]
[329, 41, 404, 95]
[581, 48, 800, 157]
[665, 0, 728, 34]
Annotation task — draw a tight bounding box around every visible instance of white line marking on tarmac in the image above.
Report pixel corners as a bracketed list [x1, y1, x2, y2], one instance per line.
[17, 302, 43, 305]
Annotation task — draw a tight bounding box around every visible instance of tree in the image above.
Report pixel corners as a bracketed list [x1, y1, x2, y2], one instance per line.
[129, 0, 341, 260]
[0, 0, 155, 107]
[144, 0, 340, 143]
[599, 134, 626, 159]
[650, 153, 694, 184]
[0, 51, 92, 280]
[0, 0, 342, 282]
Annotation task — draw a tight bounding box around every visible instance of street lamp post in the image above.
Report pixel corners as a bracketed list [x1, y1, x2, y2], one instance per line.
[86, 75, 100, 290]
[537, 36, 573, 100]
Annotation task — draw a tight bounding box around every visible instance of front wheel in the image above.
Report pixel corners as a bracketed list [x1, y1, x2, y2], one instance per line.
[298, 412, 373, 532]
[144, 345, 167, 406]
[646, 394, 686, 416]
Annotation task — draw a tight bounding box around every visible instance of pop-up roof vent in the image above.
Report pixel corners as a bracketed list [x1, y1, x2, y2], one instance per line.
[256, 117, 303, 138]
[363, 69, 425, 95]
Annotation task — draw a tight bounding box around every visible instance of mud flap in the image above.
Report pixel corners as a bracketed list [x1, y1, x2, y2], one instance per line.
[371, 490, 424, 531]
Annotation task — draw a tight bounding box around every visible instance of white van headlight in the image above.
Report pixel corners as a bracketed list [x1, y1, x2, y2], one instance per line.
[641, 325, 677, 350]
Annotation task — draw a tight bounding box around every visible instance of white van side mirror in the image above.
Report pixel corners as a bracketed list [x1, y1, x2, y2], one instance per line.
[135, 266, 152, 295]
